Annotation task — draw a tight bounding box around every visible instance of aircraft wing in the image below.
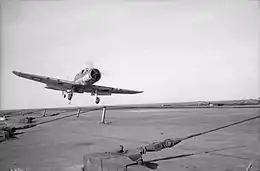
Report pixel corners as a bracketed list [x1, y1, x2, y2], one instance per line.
[12, 71, 76, 90]
[12, 71, 143, 95]
[81, 85, 143, 95]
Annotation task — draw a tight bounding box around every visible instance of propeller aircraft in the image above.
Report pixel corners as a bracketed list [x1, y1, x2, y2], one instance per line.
[12, 67, 143, 104]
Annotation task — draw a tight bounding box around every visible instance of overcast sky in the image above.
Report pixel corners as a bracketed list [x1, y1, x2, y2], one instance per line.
[1, 0, 259, 110]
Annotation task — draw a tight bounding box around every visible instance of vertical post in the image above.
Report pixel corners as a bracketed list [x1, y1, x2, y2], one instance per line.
[100, 106, 106, 124]
[42, 109, 46, 117]
[77, 108, 81, 117]
[246, 160, 255, 171]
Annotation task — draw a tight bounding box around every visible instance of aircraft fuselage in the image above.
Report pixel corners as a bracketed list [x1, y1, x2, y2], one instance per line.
[74, 68, 101, 85]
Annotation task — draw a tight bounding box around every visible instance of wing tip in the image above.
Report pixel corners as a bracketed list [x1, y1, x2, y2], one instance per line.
[12, 70, 19, 76]
[136, 90, 144, 94]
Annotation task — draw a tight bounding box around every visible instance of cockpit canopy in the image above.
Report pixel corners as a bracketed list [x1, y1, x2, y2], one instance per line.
[80, 68, 89, 74]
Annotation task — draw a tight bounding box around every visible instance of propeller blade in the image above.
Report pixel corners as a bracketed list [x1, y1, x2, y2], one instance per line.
[84, 60, 95, 69]
[83, 60, 109, 76]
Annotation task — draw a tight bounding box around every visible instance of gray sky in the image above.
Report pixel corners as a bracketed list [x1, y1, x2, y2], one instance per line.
[1, 0, 259, 110]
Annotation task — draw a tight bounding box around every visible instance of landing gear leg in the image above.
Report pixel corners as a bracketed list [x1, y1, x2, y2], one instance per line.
[94, 89, 100, 104]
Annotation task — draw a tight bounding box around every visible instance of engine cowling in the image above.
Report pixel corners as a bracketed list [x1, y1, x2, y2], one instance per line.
[89, 68, 101, 83]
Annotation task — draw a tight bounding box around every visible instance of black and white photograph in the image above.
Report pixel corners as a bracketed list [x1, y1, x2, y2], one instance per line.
[0, 0, 259, 170]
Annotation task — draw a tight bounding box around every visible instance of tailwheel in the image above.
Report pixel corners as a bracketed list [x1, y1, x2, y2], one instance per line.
[95, 97, 100, 104]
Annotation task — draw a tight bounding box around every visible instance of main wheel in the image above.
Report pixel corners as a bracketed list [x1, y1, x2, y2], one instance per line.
[95, 97, 100, 104]
[68, 93, 73, 101]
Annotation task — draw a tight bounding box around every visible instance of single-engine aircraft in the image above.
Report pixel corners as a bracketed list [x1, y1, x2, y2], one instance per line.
[12, 67, 143, 104]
